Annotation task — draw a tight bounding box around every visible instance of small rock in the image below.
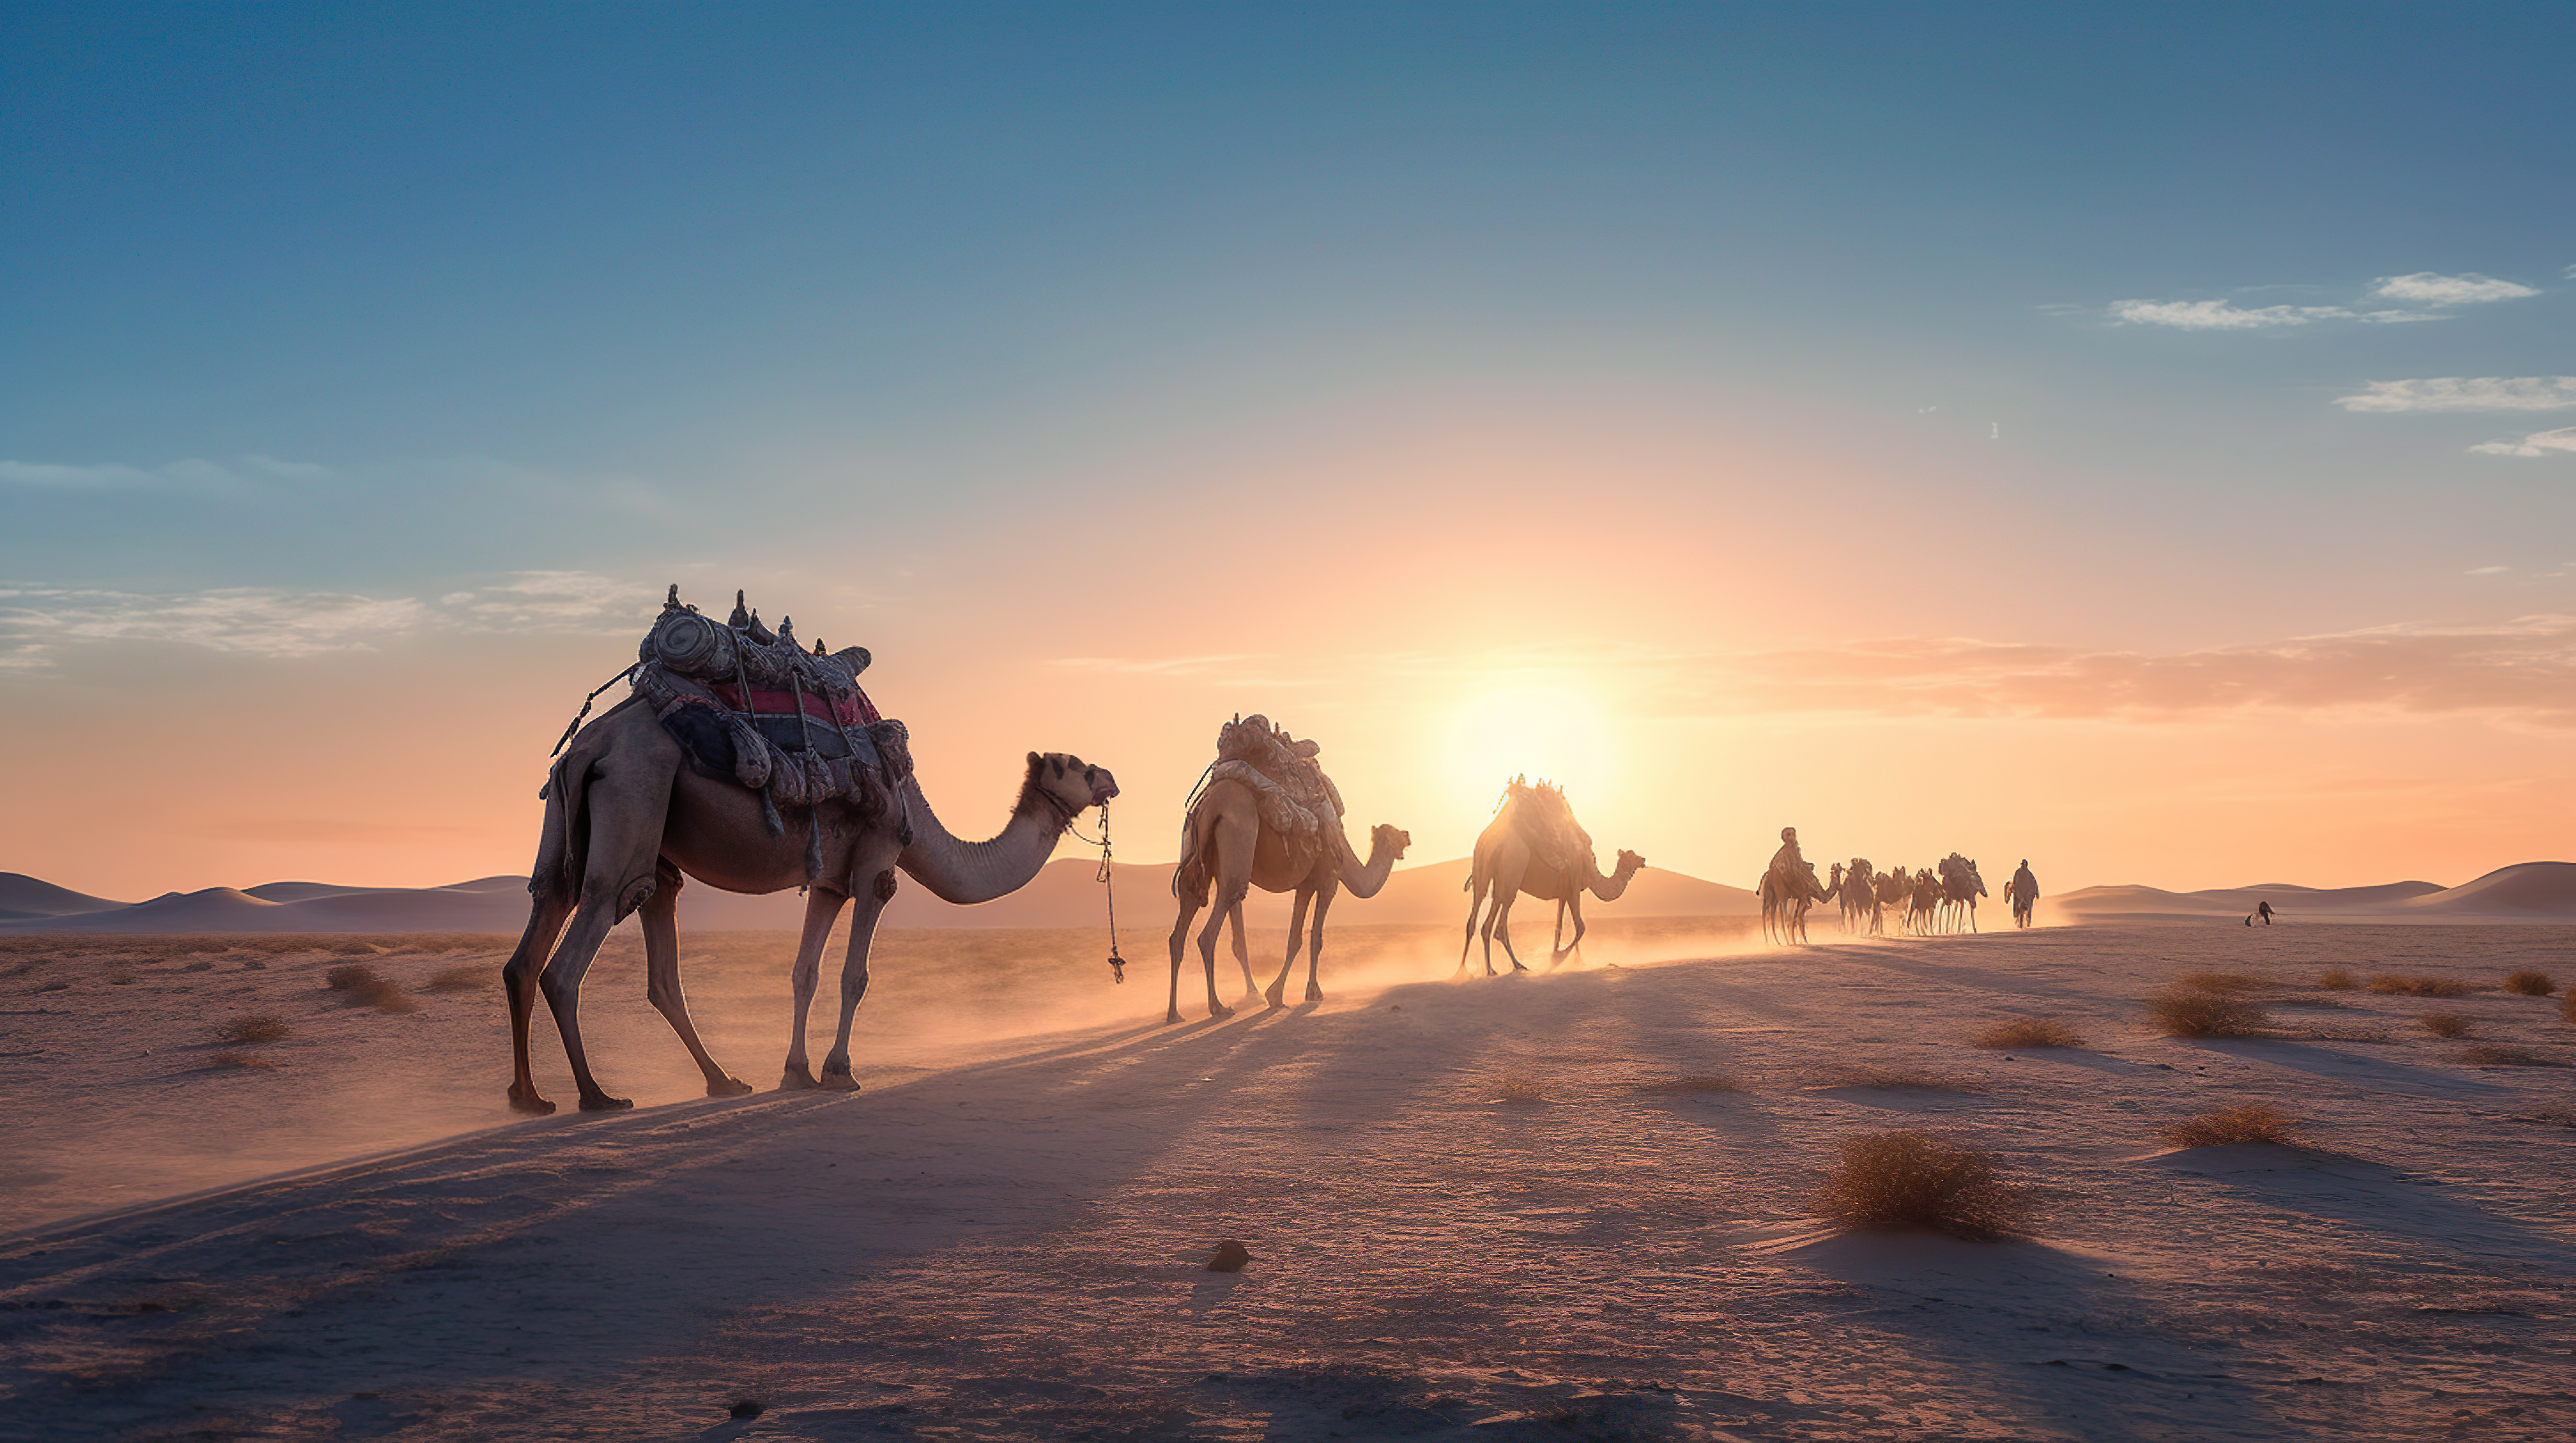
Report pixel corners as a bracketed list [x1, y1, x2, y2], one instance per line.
[1207, 1240, 1253, 1273]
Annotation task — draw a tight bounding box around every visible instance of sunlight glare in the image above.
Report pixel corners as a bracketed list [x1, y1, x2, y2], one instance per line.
[1441, 683, 1618, 817]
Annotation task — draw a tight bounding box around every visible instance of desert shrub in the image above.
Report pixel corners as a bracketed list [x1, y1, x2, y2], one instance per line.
[105, 964, 135, 985]
[2144, 985, 2270, 1038]
[2160, 1104, 2300, 1148]
[323, 963, 417, 1013]
[217, 1015, 291, 1045]
[2503, 970, 2555, 997]
[2175, 971, 2271, 994]
[2418, 1013, 2472, 1039]
[1969, 1016, 2084, 1050]
[1821, 1066, 1982, 1093]
[425, 964, 487, 994]
[208, 1051, 280, 1071]
[2367, 975, 2473, 997]
[2318, 968, 2357, 991]
[2459, 1046, 2568, 1068]
[1634, 1074, 1745, 1094]
[1812, 1131, 2035, 1239]
[1491, 1070, 1545, 1102]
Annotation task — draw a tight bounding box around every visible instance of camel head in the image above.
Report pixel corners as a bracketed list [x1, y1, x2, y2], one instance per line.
[1369, 824, 1412, 862]
[1022, 751, 1119, 821]
[1613, 849, 1646, 879]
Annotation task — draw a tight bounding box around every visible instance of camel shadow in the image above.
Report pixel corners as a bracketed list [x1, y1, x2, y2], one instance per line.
[2180, 1037, 2510, 1097]
[2138, 1144, 2576, 1267]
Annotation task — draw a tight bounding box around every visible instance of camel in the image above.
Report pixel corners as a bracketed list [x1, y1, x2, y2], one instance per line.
[1760, 859, 1838, 944]
[1456, 783, 1645, 976]
[1906, 867, 1941, 934]
[503, 696, 1115, 1113]
[1873, 865, 1910, 936]
[1840, 858, 1880, 934]
[1167, 776, 1409, 1024]
[1938, 853, 1987, 933]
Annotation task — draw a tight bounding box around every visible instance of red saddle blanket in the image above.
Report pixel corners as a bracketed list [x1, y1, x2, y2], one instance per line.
[708, 679, 881, 728]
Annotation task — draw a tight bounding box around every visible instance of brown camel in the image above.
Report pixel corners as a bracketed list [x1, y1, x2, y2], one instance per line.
[1166, 776, 1409, 1023]
[1840, 858, 1880, 934]
[1760, 859, 1838, 943]
[503, 696, 1115, 1114]
[1873, 865, 1910, 935]
[1456, 784, 1645, 976]
[1938, 853, 1986, 933]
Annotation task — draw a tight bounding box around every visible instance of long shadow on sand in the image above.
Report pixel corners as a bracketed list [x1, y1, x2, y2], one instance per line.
[2182, 1036, 2511, 1097]
[2139, 1143, 2576, 1270]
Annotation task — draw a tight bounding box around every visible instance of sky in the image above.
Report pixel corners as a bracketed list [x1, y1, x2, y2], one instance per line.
[5, 1, 2575, 901]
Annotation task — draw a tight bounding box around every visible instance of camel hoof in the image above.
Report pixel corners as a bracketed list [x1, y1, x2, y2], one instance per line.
[578, 1093, 634, 1112]
[1263, 987, 1286, 1009]
[1166, 1009, 1184, 1025]
[1210, 1002, 1235, 1019]
[1304, 984, 1324, 1002]
[778, 1064, 821, 1091]
[818, 1066, 862, 1093]
[707, 1076, 754, 1099]
[507, 1086, 556, 1117]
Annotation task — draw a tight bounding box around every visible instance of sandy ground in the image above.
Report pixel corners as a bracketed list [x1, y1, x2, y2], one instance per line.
[2, 918, 2572, 1441]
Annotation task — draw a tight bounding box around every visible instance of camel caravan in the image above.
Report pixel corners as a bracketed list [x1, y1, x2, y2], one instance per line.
[503, 590, 2034, 1109]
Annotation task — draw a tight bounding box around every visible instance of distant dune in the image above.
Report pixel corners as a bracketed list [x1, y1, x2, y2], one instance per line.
[0, 859, 1760, 935]
[2056, 862, 2576, 922]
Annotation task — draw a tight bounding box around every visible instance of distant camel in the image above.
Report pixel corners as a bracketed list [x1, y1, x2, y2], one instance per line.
[1841, 858, 1880, 934]
[1906, 867, 1941, 934]
[1873, 866, 1911, 936]
[1457, 782, 1645, 976]
[1761, 859, 1838, 944]
[505, 699, 1114, 1114]
[1938, 853, 1986, 933]
[1167, 774, 1408, 1024]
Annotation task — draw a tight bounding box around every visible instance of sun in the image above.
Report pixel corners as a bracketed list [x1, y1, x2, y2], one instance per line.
[1440, 683, 1617, 814]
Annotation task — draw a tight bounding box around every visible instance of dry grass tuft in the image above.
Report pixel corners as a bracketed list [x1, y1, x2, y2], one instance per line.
[2318, 968, 2356, 991]
[217, 1015, 291, 1045]
[2418, 1012, 2472, 1039]
[425, 964, 488, 994]
[1634, 1074, 1746, 1094]
[2502, 970, 2555, 997]
[2160, 1104, 2301, 1148]
[1491, 1070, 1546, 1102]
[2175, 971, 2272, 993]
[323, 963, 417, 1013]
[1820, 1066, 1983, 1093]
[2144, 985, 2271, 1038]
[207, 1051, 281, 1071]
[2459, 1045, 2568, 1068]
[1969, 1016, 2085, 1050]
[2367, 975, 2473, 997]
[1812, 1131, 2036, 1240]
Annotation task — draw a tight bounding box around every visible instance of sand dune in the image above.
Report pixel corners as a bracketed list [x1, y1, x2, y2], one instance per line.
[0, 859, 1761, 936]
[2058, 863, 2576, 922]
[2, 921, 2570, 1440]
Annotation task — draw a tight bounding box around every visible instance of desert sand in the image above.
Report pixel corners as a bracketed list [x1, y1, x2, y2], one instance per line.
[2, 916, 2572, 1441]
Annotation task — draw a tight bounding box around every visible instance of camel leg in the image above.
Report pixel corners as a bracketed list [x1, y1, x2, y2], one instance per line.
[637, 859, 751, 1099]
[1551, 893, 1586, 969]
[1456, 875, 1490, 978]
[780, 886, 851, 1089]
[537, 890, 635, 1112]
[817, 881, 891, 1088]
[1492, 892, 1529, 974]
[1267, 888, 1311, 1008]
[1298, 884, 1336, 1002]
[503, 883, 577, 1116]
[1192, 894, 1237, 1021]
[1167, 885, 1206, 1026]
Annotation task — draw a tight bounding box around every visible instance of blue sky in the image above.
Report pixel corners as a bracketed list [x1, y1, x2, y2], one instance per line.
[5, 3, 2575, 894]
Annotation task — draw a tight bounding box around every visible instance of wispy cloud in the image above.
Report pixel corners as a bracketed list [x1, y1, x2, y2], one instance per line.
[2468, 426, 2576, 459]
[1645, 618, 2576, 727]
[2109, 300, 2345, 330]
[2333, 377, 2576, 413]
[0, 455, 338, 495]
[0, 572, 653, 669]
[2370, 272, 2539, 304]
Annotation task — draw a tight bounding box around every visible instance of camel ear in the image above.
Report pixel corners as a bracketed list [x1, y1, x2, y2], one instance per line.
[1026, 751, 1043, 778]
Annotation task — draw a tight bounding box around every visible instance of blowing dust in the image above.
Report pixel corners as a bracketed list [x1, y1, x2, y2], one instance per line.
[0, 914, 1762, 1233]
